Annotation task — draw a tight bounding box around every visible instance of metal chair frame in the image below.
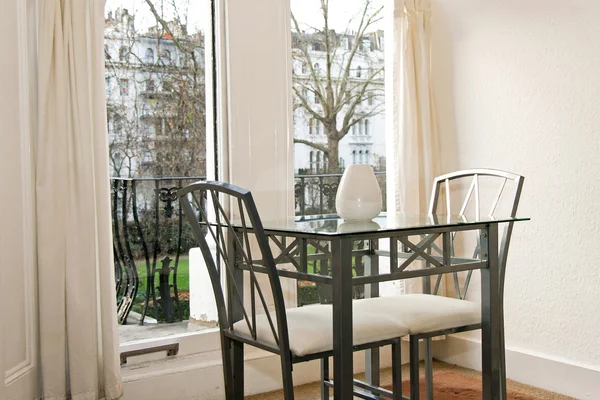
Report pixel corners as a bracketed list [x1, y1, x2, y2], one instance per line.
[408, 169, 524, 400]
[178, 181, 406, 400]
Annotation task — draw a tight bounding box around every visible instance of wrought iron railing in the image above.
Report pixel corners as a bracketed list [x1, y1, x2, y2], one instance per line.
[111, 172, 386, 324]
[111, 177, 205, 325]
[294, 172, 386, 216]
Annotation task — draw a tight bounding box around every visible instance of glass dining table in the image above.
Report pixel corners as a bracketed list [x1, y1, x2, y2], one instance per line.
[232, 212, 529, 400]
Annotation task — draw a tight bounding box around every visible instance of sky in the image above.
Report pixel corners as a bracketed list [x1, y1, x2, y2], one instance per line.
[105, 0, 384, 34]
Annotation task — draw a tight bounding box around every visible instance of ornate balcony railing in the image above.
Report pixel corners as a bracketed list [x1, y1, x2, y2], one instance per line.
[111, 177, 205, 325]
[111, 172, 386, 324]
[294, 171, 386, 217]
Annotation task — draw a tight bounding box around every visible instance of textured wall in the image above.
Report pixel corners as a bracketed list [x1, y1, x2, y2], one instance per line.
[430, 0, 600, 368]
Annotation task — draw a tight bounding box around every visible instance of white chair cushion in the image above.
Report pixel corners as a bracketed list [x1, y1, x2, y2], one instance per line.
[233, 300, 409, 357]
[361, 294, 481, 334]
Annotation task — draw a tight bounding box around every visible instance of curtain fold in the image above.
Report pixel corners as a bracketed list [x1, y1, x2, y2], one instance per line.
[390, 0, 441, 295]
[37, 0, 123, 399]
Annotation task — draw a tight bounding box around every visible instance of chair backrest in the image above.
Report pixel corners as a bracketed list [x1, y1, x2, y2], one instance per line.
[428, 169, 524, 299]
[178, 181, 291, 354]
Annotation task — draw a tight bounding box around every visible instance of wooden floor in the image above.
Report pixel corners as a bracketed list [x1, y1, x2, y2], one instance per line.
[246, 361, 574, 399]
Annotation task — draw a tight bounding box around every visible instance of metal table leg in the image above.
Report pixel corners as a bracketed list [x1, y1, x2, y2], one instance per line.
[481, 224, 501, 400]
[364, 239, 380, 389]
[332, 237, 354, 400]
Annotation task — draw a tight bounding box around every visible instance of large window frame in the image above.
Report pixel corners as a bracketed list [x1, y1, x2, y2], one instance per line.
[119, 0, 398, 397]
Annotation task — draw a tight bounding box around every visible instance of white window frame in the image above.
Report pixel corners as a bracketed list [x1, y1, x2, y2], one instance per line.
[119, 0, 294, 365]
[119, 1, 400, 397]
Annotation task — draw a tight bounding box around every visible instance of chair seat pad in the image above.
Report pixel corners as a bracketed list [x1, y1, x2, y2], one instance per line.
[362, 294, 481, 334]
[233, 300, 409, 357]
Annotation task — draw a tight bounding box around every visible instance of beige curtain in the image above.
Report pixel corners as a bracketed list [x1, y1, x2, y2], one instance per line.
[389, 0, 441, 294]
[36, 0, 123, 399]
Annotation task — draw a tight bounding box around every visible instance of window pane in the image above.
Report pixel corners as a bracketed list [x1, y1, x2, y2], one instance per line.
[105, 1, 211, 343]
[291, 0, 386, 217]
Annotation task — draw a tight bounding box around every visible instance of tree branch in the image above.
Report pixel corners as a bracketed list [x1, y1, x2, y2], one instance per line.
[293, 138, 330, 155]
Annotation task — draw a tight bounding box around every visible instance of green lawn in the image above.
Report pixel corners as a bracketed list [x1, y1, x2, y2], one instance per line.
[135, 257, 190, 295]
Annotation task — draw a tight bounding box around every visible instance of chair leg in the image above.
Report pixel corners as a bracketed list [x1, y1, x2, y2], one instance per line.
[320, 357, 330, 400]
[232, 340, 244, 400]
[409, 335, 420, 400]
[500, 308, 507, 400]
[424, 337, 433, 400]
[221, 336, 235, 400]
[392, 339, 403, 400]
[280, 351, 295, 399]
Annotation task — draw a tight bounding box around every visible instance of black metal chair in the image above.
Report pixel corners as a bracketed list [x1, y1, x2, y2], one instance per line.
[363, 169, 524, 400]
[178, 181, 409, 400]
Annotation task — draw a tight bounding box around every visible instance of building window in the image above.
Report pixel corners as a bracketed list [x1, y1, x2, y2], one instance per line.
[364, 119, 369, 135]
[309, 151, 314, 172]
[365, 150, 370, 164]
[161, 49, 171, 63]
[340, 157, 345, 170]
[316, 152, 321, 173]
[352, 124, 357, 135]
[146, 79, 155, 92]
[359, 150, 363, 164]
[309, 118, 314, 135]
[315, 92, 320, 104]
[303, 88, 309, 101]
[302, 61, 307, 74]
[146, 48, 154, 64]
[356, 66, 362, 78]
[119, 78, 129, 96]
[368, 91, 374, 105]
[314, 62, 320, 75]
[315, 120, 321, 135]
[119, 46, 128, 62]
[358, 120, 363, 135]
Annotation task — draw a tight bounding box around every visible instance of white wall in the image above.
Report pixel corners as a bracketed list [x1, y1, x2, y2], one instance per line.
[430, 0, 600, 394]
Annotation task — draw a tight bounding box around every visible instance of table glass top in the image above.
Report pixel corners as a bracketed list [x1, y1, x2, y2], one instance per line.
[249, 213, 529, 236]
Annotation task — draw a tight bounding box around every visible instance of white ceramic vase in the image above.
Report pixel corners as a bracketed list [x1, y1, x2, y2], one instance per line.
[335, 164, 382, 221]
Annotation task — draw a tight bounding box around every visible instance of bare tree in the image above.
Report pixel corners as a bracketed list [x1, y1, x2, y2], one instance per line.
[105, 3, 206, 178]
[292, 0, 384, 173]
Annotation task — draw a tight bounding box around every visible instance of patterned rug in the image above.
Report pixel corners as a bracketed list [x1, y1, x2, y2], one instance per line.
[389, 370, 541, 399]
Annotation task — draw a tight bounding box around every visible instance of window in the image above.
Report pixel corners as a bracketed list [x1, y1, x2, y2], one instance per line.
[119, 78, 129, 96]
[359, 150, 363, 163]
[302, 88, 308, 101]
[105, 1, 211, 349]
[340, 157, 345, 170]
[316, 151, 321, 173]
[365, 150, 370, 164]
[146, 48, 154, 64]
[291, 0, 386, 212]
[119, 46, 128, 62]
[309, 151, 314, 172]
[302, 61, 307, 74]
[161, 49, 171, 63]
[146, 79, 155, 92]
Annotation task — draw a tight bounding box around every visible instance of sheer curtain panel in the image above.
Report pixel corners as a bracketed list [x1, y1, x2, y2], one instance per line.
[36, 0, 123, 399]
[387, 0, 441, 294]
